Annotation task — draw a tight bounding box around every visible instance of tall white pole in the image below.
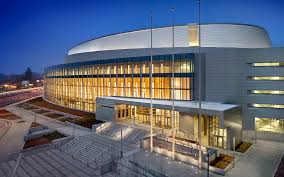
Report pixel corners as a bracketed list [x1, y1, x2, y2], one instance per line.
[198, 0, 202, 169]
[171, 7, 176, 160]
[150, 11, 154, 153]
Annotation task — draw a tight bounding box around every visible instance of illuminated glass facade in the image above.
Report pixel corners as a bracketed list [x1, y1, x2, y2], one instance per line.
[44, 54, 194, 112]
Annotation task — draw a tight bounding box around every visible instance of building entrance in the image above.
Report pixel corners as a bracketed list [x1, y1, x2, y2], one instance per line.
[115, 104, 228, 149]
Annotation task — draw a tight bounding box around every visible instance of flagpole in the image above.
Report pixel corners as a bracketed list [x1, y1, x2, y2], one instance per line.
[171, 7, 176, 161]
[198, 0, 202, 169]
[150, 11, 153, 153]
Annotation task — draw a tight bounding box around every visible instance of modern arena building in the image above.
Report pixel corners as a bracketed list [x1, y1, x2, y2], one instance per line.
[44, 23, 284, 150]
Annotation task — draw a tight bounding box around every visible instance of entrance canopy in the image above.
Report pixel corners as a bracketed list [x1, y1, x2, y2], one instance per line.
[97, 96, 239, 117]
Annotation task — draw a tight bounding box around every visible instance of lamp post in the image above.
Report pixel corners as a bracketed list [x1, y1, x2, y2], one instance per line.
[207, 148, 210, 177]
[171, 7, 176, 161]
[197, 0, 202, 169]
[233, 136, 235, 168]
[149, 11, 154, 153]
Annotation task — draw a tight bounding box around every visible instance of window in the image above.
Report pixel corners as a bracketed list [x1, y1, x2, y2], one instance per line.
[249, 90, 284, 95]
[189, 25, 199, 47]
[251, 62, 284, 67]
[251, 104, 284, 109]
[249, 76, 284, 81]
[256, 117, 284, 134]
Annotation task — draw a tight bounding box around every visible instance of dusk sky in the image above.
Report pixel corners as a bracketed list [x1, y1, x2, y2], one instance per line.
[0, 0, 283, 74]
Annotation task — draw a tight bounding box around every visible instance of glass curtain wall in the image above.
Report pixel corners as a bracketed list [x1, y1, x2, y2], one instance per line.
[44, 54, 193, 112]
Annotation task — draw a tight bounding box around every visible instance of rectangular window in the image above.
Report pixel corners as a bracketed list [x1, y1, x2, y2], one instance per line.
[251, 104, 284, 109]
[248, 76, 284, 81]
[251, 62, 284, 67]
[249, 90, 284, 95]
[189, 25, 199, 47]
[256, 117, 284, 134]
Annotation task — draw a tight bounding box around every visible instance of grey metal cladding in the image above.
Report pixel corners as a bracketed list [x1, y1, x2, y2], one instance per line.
[67, 23, 271, 62]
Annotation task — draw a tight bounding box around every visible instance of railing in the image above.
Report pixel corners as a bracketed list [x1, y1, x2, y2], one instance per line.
[115, 155, 169, 177]
[177, 127, 195, 140]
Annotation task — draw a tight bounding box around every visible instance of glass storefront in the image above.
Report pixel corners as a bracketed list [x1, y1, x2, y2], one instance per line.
[208, 116, 227, 149]
[44, 54, 194, 112]
[115, 104, 228, 149]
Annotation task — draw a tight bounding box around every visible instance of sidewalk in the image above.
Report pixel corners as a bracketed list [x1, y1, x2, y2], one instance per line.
[6, 105, 92, 138]
[225, 140, 284, 177]
[0, 120, 30, 159]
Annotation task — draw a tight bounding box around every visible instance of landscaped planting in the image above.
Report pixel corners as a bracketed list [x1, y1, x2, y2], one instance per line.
[26, 97, 104, 129]
[67, 117, 103, 129]
[23, 131, 66, 149]
[44, 113, 64, 119]
[43, 132, 66, 141]
[0, 113, 20, 120]
[30, 122, 42, 128]
[210, 153, 234, 169]
[27, 97, 96, 119]
[24, 106, 38, 110]
[33, 109, 50, 114]
[235, 142, 252, 153]
[23, 137, 50, 149]
[0, 109, 10, 114]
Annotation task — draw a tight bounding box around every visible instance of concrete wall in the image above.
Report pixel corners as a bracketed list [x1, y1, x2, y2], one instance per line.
[224, 108, 242, 149]
[179, 113, 194, 135]
[96, 98, 116, 122]
[204, 47, 284, 142]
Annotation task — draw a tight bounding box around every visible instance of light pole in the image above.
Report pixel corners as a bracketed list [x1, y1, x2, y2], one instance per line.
[149, 11, 154, 153]
[197, 0, 202, 169]
[171, 7, 176, 161]
[207, 148, 210, 177]
[233, 136, 235, 168]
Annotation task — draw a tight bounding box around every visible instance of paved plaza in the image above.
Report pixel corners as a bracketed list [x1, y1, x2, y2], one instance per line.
[0, 102, 283, 177]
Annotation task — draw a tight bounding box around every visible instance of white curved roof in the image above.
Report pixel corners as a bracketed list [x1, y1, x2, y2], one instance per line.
[68, 23, 271, 55]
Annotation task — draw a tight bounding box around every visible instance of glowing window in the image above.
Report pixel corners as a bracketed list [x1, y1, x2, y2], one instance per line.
[252, 104, 284, 109]
[189, 25, 199, 47]
[251, 62, 284, 67]
[255, 117, 284, 133]
[249, 90, 284, 95]
[249, 76, 284, 81]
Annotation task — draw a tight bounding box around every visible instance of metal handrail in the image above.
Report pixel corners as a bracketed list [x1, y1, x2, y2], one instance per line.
[10, 153, 22, 177]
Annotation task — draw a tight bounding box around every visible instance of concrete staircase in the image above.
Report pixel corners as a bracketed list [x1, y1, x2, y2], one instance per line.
[60, 138, 117, 169]
[99, 123, 149, 144]
[0, 149, 99, 177]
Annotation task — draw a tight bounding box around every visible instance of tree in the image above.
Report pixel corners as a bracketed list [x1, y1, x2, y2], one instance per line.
[25, 67, 33, 82]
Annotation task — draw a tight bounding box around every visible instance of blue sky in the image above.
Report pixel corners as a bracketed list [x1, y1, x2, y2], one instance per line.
[0, 0, 283, 74]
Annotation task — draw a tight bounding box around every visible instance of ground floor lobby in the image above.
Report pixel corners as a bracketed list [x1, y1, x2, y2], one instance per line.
[96, 96, 242, 150]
